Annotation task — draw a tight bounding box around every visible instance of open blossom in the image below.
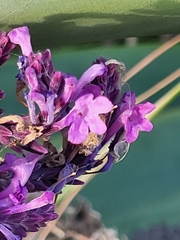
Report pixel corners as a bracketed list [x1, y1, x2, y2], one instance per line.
[54, 86, 113, 144]
[0, 153, 58, 239]
[105, 92, 155, 143]
[121, 97, 155, 142]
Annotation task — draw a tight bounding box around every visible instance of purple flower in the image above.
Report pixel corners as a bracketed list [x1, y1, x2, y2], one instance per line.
[106, 92, 155, 143]
[121, 101, 155, 142]
[0, 152, 42, 208]
[0, 153, 58, 239]
[0, 191, 58, 240]
[0, 31, 15, 66]
[54, 89, 113, 144]
[8, 26, 32, 56]
[70, 63, 107, 101]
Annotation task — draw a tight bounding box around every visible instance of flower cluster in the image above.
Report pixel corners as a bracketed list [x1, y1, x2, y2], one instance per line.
[0, 26, 155, 239]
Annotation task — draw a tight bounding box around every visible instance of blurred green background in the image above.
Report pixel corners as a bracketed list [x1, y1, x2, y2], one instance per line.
[1, 0, 180, 49]
[0, 42, 179, 238]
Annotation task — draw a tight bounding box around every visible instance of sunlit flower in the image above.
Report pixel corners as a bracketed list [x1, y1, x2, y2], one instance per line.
[54, 89, 113, 144]
[105, 92, 155, 143]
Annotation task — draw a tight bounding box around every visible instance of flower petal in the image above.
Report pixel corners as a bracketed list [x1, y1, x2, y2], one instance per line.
[8, 26, 32, 56]
[68, 117, 89, 144]
[137, 102, 156, 115]
[86, 115, 107, 135]
[138, 118, 154, 132]
[90, 96, 113, 113]
[70, 63, 106, 100]
[25, 67, 39, 90]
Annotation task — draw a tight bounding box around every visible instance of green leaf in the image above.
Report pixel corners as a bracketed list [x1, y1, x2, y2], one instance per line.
[1, 0, 180, 48]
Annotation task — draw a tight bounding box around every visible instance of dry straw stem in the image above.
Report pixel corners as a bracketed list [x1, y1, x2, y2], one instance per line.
[147, 82, 180, 120]
[125, 35, 180, 82]
[136, 68, 180, 104]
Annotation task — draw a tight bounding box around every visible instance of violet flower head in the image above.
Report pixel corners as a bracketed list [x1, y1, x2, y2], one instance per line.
[0, 27, 156, 222]
[120, 92, 156, 142]
[0, 153, 58, 239]
[54, 86, 113, 144]
[0, 31, 15, 66]
[106, 92, 155, 143]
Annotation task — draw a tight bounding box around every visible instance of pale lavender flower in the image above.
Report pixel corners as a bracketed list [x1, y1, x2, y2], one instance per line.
[121, 101, 155, 142]
[54, 89, 113, 144]
[105, 92, 155, 143]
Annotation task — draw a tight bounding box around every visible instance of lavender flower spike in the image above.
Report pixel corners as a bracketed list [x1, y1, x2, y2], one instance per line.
[8, 26, 32, 56]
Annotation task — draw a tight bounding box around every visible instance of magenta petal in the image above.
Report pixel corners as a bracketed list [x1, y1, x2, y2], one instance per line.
[46, 93, 56, 124]
[8, 26, 33, 56]
[87, 116, 107, 135]
[6, 191, 55, 214]
[138, 102, 156, 115]
[29, 91, 46, 112]
[25, 67, 39, 90]
[90, 96, 113, 113]
[62, 76, 78, 103]
[25, 93, 37, 124]
[0, 153, 42, 203]
[139, 118, 153, 132]
[125, 123, 139, 142]
[0, 224, 16, 240]
[75, 94, 94, 108]
[68, 118, 89, 144]
[70, 63, 106, 100]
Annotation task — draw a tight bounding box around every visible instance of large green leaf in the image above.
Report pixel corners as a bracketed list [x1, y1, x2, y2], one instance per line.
[1, 0, 180, 49]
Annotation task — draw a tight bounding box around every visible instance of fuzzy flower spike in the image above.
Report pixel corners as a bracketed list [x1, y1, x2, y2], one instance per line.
[0, 26, 156, 239]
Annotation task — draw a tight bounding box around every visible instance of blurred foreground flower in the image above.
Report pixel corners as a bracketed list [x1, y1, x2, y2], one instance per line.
[0, 26, 156, 239]
[0, 31, 15, 66]
[0, 153, 58, 239]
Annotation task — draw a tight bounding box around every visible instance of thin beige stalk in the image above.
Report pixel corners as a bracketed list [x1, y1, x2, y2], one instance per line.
[125, 35, 180, 82]
[147, 82, 180, 120]
[136, 69, 180, 103]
